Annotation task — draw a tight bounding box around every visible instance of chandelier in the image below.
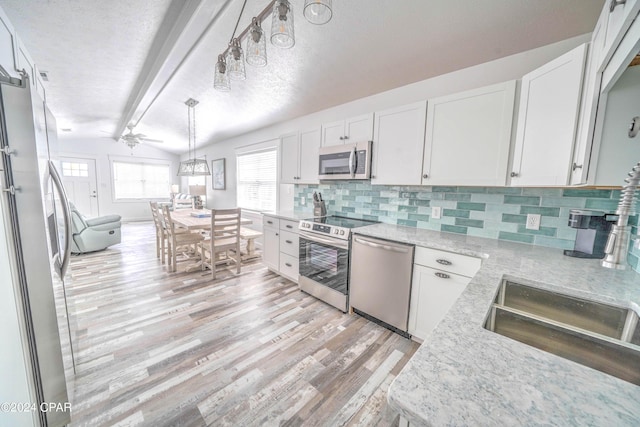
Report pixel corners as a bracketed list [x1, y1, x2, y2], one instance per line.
[214, 0, 333, 91]
[177, 98, 211, 176]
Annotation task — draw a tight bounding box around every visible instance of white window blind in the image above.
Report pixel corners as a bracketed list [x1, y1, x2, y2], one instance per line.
[112, 161, 170, 199]
[236, 148, 277, 212]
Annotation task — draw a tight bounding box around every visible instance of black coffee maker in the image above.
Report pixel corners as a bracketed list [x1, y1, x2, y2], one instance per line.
[563, 209, 617, 259]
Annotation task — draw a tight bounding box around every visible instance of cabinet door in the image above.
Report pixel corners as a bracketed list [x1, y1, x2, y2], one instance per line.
[280, 132, 299, 184]
[371, 101, 426, 185]
[321, 120, 345, 147]
[571, 13, 608, 185]
[423, 81, 515, 186]
[263, 227, 280, 271]
[345, 113, 374, 142]
[408, 265, 470, 342]
[511, 43, 587, 186]
[603, 0, 639, 66]
[0, 8, 18, 78]
[298, 128, 321, 184]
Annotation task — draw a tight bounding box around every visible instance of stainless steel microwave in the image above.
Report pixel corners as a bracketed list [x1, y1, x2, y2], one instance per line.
[318, 140, 372, 180]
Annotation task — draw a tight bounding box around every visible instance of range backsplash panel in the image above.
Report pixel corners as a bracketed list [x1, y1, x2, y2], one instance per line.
[294, 183, 640, 272]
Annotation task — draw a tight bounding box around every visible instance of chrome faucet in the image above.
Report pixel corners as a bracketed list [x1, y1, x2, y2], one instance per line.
[601, 161, 640, 269]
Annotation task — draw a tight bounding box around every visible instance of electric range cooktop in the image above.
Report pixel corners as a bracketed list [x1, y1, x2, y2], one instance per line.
[299, 215, 378, 240]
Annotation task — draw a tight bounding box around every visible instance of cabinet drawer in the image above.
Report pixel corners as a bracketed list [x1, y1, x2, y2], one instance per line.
[279, 230, 299, 258]
[280, 219, 299, 232]
[263, 215, 279, 229]
[279, 253, 299, 282]
[414, 246, 481, 278]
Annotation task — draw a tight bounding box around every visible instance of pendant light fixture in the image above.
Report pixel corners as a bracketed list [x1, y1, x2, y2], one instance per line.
[304, 0, 332, 25]
[177, 98, 211, 176]
[226, 37, 246, 80]
[213, 0, 332, 92]
[214, 54, 230, 91]
[271, 0, 295, 49]
[246, 18, 267, 67]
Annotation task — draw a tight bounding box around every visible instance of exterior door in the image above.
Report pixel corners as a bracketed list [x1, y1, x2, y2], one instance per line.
[60, 157, 99, 216]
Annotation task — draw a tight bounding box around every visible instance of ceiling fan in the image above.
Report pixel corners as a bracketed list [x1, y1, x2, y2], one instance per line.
[119, 123, 163, 149]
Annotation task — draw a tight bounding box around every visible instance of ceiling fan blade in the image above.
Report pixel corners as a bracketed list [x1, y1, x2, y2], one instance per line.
[140, 137, 163, 143]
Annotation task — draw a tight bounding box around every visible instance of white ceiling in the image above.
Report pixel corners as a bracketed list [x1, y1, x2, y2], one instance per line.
[0, 0, 604, 154]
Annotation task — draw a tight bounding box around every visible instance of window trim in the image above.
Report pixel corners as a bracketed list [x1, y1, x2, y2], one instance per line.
[109, 156, 172, 203]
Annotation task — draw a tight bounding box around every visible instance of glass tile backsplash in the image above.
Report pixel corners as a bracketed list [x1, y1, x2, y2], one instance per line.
[294, 183, 640, 272]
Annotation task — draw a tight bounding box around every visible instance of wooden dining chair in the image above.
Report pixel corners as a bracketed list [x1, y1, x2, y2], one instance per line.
[161, 205, 204, 272]
[199, 208, 242, 279]
[150, 202, 167, 264]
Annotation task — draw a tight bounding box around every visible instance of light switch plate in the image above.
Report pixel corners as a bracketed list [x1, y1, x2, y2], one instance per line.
[300, 196, 306, 206]
[526, 214, 541, 230]
[432, 206, 442, 219]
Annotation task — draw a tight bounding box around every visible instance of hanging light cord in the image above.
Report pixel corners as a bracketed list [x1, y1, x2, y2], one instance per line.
[187, 104, 192, 161]
[230, 0, 248, 42]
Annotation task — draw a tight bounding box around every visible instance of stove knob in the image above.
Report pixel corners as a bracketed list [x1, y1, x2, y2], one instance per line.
[340, 230, 345, 235]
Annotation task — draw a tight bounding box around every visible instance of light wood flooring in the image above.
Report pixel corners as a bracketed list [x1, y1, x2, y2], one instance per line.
[62, 222, 419, 426]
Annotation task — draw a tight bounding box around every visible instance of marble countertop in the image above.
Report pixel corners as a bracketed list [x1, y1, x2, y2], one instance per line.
[261, 210, 315, 221]
[353, 223, 640, 426]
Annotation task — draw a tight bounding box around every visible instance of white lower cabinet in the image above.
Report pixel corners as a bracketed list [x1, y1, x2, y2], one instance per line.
[262, 215, 299, 283]
[408, 247, 481, 342]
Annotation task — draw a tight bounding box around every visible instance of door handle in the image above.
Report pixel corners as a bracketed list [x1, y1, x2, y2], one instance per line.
[48, 160, 72, 279]
[348, 146, 356, 177]
[354, 237, 410, 253]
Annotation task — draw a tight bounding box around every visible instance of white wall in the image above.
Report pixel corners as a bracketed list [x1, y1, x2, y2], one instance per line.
[189, 34, 591, 210]
[59, 138, 180, 221]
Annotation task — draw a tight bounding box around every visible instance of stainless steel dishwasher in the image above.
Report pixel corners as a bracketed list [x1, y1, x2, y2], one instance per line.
[349, 234, 414, 337]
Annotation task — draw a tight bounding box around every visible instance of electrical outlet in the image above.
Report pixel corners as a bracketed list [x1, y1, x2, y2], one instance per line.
[300, 196, 306, 206]
[432, 206, 442, 219]
[526, 214, 541, 230]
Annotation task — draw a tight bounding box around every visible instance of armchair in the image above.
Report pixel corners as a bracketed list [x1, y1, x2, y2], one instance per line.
[70, 204, 122, 254]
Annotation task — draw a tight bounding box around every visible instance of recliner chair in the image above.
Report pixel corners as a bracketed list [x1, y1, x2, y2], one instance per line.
[70, 203, 122, 254]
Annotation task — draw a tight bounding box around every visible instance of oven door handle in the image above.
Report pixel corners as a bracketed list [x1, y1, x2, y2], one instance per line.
[299, 230, 349, 250]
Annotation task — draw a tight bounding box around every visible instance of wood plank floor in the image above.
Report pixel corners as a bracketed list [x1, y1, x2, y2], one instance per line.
[62, 222, 419, 426]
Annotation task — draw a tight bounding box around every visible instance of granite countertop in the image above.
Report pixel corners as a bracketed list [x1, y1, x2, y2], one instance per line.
[261, 210, 315, 221]
[353, 223, 640, 426]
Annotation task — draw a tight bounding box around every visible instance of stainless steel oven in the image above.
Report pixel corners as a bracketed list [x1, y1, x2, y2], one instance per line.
[298, 215, 378, 312]
[299, 230, 350, 311]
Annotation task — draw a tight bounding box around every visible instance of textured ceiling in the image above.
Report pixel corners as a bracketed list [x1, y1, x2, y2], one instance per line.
[0, 0, 604, 154]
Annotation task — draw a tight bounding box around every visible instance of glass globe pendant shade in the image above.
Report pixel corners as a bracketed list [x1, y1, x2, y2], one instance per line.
[225, 38, 246, 80]
[213, 54, 230, 91]
[246, 18, 267, 67]
[271, 0, 295, 49]
[304, 0, 332, 25]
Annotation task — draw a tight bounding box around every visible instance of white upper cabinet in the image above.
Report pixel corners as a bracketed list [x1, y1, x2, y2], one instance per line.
[298, 128, 321, 183]
[321, 113, 373, 146]
[371, 101, 427, 186]
[0, 7, 17, 78]
[602, 0, 639, 68]
[422, 81, 516, 186]
[279, 128, 321, 185]
[510, 43, 587, 186]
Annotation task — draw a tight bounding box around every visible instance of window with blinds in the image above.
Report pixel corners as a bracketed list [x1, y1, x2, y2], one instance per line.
[236, 148, 277, 212]
[112, 161, 170, 199]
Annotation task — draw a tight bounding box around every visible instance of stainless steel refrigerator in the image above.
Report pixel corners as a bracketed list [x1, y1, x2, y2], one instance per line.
[0, 72, 73, 426]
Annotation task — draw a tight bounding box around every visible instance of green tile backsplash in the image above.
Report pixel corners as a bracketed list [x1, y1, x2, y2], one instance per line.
[294, 183, 640, 273]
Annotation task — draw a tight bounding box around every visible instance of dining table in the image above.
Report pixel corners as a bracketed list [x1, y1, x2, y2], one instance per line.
[169, 209, 256, 272]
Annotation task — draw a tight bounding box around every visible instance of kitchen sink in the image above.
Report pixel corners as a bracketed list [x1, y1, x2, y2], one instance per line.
[484, 280, 640, 385]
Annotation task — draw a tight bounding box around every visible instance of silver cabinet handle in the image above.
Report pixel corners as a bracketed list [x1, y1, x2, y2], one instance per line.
[339, 136, 344, 140]
[267, 220, 273, 224]
[436, 259, 452, 266]
[510, 172, 519, 177]
[572, 163, 583, 171]
[422, 174, 429, 179]
[286, 224, 293, 229]
[48, 160, 72, 279]
[435, 272, 450, 279]
[610, 0, 626, 12]
[285, 240, 293, 244]
[354, 237, 410, 253]
[285, 262, 292, 267]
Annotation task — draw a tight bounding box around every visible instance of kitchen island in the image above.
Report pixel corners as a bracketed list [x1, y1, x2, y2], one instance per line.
[353, 223, 640, 426]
